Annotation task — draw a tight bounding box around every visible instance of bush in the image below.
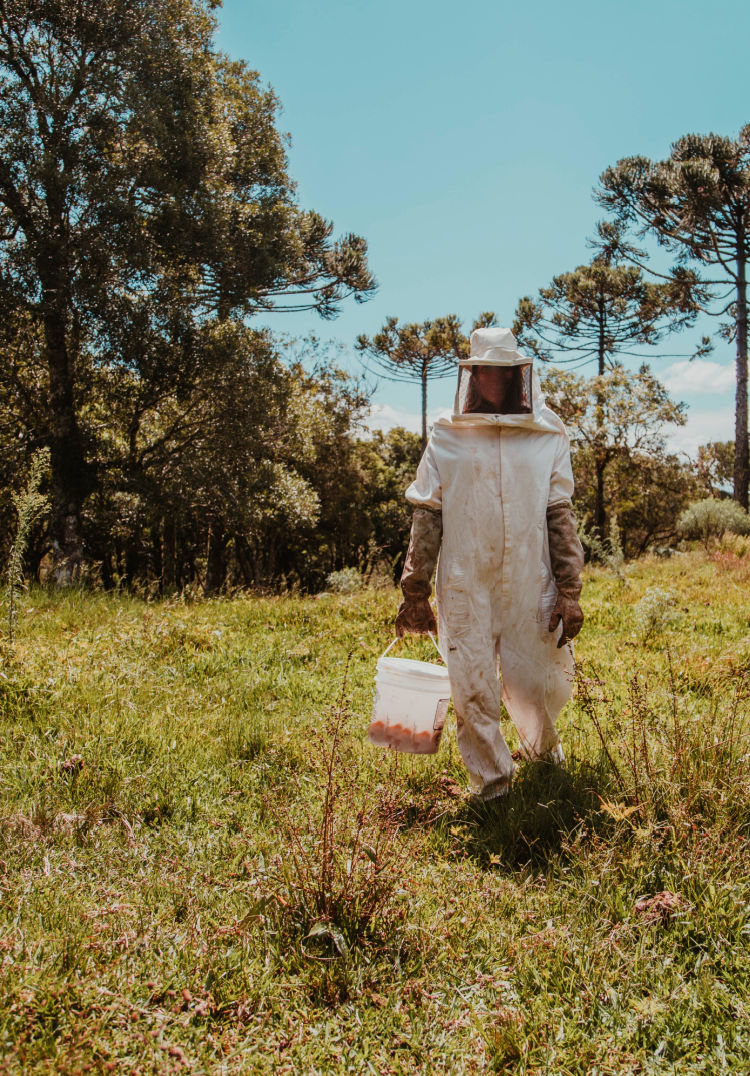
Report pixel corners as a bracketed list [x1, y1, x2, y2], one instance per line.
[677, 497, 750, 550]
[6, 449, 49, 643]
[633, 586, 679, 643]
[325, 567, 363, 594]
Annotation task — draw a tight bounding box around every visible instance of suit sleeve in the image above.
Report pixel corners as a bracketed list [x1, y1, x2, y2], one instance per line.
[405, 440, 442, 512]
[547, 428, 575, 508]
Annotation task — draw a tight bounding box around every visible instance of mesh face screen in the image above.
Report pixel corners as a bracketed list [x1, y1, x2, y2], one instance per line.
[456, 364, 533, 415]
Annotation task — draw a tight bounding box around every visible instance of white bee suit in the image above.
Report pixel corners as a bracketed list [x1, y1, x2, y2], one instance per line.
[405, 371, 576, 796]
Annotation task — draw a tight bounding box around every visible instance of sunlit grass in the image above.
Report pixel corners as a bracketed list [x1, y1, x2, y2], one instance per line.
[1, 548, 749, 1072]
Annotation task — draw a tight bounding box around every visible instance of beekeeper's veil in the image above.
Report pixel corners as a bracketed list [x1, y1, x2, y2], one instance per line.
[455, 327, 533, 416]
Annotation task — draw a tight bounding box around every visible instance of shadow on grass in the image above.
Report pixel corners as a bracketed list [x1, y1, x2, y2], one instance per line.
[413, 754, 617, 872]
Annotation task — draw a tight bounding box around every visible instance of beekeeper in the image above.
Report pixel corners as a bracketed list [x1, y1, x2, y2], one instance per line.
[396, 327, 584, 801]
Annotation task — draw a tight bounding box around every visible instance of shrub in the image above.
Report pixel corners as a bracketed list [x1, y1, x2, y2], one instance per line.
[633, 586, 679, 643]
[720, 532, 750, 558]
[325, 567, 363, 594]
[575, 658, 750, 824]
[677, 497, 750, 550]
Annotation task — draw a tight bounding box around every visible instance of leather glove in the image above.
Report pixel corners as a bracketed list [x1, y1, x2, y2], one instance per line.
[546, 501, 585, 648]
[396, 597, 437, 637]
[396, 507, 442, 636]
[548, 593, 584, 648]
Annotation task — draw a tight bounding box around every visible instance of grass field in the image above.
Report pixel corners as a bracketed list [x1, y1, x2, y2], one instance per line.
[1, 548, 749, 1074]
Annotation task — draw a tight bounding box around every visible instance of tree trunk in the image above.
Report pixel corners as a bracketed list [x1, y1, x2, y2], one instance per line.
[204, 520, 226, 595]
[114, 541, 124, 583]
[421, 369, 428, 449]
[100, 552, 114, 591]
[162, 518, 177, 591]
[594, 456, 606, 539]
[734, 250, 748, 510]
[593, 303, 607, 542]
[150, 525, 163, 585]
[234, 537, 256, 589]
[125, 537, 139, 588]
[45, 309, 90, 584]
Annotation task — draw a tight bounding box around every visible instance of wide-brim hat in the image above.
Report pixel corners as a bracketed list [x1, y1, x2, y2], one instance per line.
[459, 326, 531, 367]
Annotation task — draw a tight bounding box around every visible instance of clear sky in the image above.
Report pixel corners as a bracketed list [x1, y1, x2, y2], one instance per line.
[215, 0, 746, 455]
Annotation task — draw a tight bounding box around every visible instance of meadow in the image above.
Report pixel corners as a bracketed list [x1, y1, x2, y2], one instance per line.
[1, 547, 749, 1074]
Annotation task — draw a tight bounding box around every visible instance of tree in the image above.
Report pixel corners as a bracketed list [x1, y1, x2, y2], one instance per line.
[182, 56, 375, 324]
[587, 451, 699, 557]
[541, 364, 688, 550]
[76, 327, 374, 594]
[696, 440, 736, 497]
[138, 325, 324, 595]
[0, 310, 48, 572]
[514, 235, 699, 536]
[0, 0, 375, 582]
[355, 312, 495, 447]
[597, 127, 750, 508]
[356, 427, 423, 580]
[0, 0, 213, 581]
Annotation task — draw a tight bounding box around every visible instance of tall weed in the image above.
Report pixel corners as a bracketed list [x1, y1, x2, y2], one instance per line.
[6, 448, 49, 644]
[633, 585, 679, 642]
[575, 654, 750, 829]
[257, 665, 414, 955]
[580, 514, 626, 581]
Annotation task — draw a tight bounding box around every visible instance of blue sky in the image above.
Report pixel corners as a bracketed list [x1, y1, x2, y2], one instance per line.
[215, 0, 745, 455]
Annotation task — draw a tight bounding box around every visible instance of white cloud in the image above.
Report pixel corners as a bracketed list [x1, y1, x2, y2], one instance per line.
[362, 402, 446, 436]
[663, 407, 733, 458]
[662, 359, 734, 395]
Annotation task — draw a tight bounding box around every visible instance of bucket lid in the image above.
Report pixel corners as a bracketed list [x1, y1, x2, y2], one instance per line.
[376, 655, 451, 686]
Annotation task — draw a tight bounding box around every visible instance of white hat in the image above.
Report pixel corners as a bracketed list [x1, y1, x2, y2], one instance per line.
[460, 326, 530, 367]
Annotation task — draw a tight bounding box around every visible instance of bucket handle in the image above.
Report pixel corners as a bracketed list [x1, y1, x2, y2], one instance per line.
[381, 631, 446, 664]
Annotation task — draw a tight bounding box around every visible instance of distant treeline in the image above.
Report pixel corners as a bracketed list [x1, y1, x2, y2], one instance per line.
[1, 325, 734, 595]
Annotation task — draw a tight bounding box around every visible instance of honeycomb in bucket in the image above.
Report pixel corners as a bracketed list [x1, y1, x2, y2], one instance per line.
[367, 703, 448, 754]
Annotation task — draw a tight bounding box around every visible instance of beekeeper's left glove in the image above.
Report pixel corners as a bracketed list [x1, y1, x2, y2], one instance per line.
[546, 501, 585, 648]
[548, 593, 584, 648]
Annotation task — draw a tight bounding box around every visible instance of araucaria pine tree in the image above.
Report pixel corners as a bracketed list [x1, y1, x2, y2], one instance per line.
[513, 226, 700, 537]
[597, 128, 750, 508]
[356, 313, 496, 448]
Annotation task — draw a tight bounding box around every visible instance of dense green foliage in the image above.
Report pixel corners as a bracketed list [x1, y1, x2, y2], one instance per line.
[0, 327, 423, 592]
[0, 0, 374, 585]
[1, 550, 750, 1071]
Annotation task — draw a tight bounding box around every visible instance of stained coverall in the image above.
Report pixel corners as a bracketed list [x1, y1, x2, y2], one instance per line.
[396, 327, 584, 800]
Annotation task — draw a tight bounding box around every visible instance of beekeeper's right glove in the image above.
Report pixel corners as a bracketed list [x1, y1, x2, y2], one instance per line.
[395, 506, 442, 637]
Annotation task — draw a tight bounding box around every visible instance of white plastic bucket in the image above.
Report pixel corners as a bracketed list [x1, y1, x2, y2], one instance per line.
[368, 634, 451, 754]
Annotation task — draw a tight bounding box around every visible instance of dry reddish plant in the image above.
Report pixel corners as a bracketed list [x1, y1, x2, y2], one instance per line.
[258, 663, 416, 953]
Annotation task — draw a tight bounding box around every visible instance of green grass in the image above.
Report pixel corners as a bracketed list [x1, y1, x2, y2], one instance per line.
[1, 548, 750, 1073]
